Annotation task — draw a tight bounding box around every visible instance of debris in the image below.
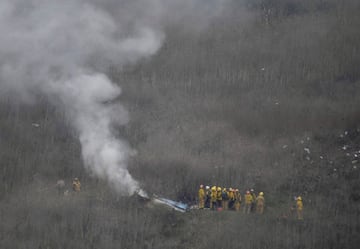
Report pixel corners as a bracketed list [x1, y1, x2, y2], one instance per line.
[346, 153, 351, 157]
[261, 67, 265, 71]
[306, 137, 310, 141]
[354, 165, 357, 169]
[282, 145, 288, 149]
[32, 123, 40, 128]
[354, 154, 358, 158]
[344, 131, 348, 135]
[333, 168, 337, 172]
[340, 134, 344, 138]
[152, 196, 189, 212]
[275, 102, 279, 105]
[352, 160, 358, 164]
[320, 156, 324, 159]
[304, 148, 310, 154]
[306, 156, 311, 161]
[300, 140, 304, 144]
[342, 145, 348, 150]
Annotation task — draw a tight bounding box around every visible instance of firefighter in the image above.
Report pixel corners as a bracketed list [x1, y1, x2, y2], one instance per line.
[296, 196, 303, 220]
[234, 189, 242, 211]
[198, 184, 205, 209]
[217, 187, 223, 210]
[210, 186, 218, 210]
[72, 178, 81, 192]
[228, 188, 235, 210]
[222, 188, 229, 210]
[205, 186, 211, 208]
[256, 192, 265, 214]
[244, 190, 253, 214]
[250, 189, 257, 213]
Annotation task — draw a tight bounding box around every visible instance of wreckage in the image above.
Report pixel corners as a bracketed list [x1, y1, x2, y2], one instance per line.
[152, 196, 190, 212]
[136, 191, 189, 213]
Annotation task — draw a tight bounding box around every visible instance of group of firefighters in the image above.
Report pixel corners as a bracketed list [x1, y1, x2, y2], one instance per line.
[197, 185, 304, 220]
[64, 179, 304, 220]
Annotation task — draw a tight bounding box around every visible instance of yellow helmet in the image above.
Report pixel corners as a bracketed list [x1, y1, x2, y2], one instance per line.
[217, 187, 222, 191]
[259, 192, 264, 196]
[211, 186, 217, 191]
[297, 196, 302, 201]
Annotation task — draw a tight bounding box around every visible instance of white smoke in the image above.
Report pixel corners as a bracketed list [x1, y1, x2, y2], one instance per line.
[0, 0, 229, 195]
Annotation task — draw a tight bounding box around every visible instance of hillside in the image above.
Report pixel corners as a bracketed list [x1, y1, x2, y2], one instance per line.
[1, 0, 360, 248]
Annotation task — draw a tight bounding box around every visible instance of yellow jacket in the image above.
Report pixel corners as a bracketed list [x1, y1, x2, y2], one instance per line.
[245, 193, 253, 204]
[296, 200, 303, 210]
[72, 180, 81, 192]
[217, 191, 222, 201]
[198, 188, 205, 200]
[211, 190, 217, 202]
[235, 192, 241, 202]
[256, 196, 265, 205]
[228, 191, 235, 201]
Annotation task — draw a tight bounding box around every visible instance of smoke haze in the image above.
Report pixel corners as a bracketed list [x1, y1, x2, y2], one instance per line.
[0, 0, 228, 194]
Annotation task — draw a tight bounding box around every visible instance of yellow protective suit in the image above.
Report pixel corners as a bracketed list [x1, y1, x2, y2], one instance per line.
[210, 187, 217, 210]
[243, 193, 253, 214]
[296, 199, 303, 220]
[72, 179, 81, 192]
[198, 187, 205, 209]
[234, 191, 241, 211]
[228, 190, 234, 201]
[256, 195, 265, 214]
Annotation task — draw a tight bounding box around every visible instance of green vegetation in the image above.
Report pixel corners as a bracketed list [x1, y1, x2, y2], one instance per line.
[1, 0, 360, 248]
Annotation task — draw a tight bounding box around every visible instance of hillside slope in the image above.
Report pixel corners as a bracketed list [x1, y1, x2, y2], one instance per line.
[0, 1, 360, 248]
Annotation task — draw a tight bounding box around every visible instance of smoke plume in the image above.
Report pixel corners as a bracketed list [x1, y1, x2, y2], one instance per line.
[0, 0, 228, 195]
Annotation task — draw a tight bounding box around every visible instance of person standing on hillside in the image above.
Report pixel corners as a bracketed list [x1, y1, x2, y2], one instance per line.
[228, 188, 235, 210]
[222, 188, 229, 210]
[244, 190, 253, 214]
[72, 177, 81, 192]
[198, 184, 205, 209]
[250, 189, 257, 213]
[296, 196, 304, 220]
[234, 189, 242, 211]
[210, 186, 218, 210]
[216, 187, 223, 210]
[205, 186, 211, 208]
[256, 192, 265, 214]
